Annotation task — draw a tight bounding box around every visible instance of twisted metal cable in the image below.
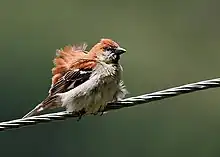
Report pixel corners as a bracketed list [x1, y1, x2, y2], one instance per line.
[1, 78, 220, 132]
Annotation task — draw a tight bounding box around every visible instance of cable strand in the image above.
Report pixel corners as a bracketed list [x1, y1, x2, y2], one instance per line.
[1, 78, 220, 132]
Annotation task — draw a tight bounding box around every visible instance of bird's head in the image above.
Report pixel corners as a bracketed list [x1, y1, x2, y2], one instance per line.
[89, 39, 126, 64]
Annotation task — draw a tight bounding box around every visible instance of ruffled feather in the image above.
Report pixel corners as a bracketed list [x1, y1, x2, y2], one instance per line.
[52, 43, 90, 84]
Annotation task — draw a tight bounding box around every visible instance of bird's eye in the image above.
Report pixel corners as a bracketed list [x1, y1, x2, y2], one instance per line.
[104, 47, 115, 52]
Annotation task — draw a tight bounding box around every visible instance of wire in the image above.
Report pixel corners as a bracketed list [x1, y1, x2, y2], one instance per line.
[0, 78, 220, 132]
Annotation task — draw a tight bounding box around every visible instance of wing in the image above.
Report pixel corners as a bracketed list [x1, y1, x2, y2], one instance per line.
[49, 68, 92, 95]
[22, 68, 93, 118]
[42, 68, 93, 107]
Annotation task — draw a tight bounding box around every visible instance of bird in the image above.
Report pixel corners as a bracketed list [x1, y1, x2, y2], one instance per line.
[22, 38, 128, 119]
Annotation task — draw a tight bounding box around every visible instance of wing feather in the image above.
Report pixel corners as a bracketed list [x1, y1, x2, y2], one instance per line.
[44, 68, 92, 105]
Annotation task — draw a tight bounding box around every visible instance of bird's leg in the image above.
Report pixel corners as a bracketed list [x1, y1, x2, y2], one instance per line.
[92, 106, 104, 116]
[92, 112, 98, 116]
[98, 105, 105, 116]
[99, 111, 104, 116]
[76, 109, 86, 121]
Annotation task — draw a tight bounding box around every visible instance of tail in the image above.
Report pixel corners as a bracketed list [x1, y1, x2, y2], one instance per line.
[22, 104, 44, 118]
[22, 95, 60, 118]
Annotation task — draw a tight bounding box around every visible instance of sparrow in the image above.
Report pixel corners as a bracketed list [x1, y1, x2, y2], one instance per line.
[23, 39, 127, 118]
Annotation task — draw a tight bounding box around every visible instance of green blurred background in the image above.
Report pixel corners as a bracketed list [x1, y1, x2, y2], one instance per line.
[0, 0, 220, 157]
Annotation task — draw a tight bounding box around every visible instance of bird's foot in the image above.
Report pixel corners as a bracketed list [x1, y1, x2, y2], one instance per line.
[76, 109, 86, 121]
[92, 112, 98, 116]
[92, 107, 104, 116]
[99, 111, 104, 116]
[98, 106, 105, 116]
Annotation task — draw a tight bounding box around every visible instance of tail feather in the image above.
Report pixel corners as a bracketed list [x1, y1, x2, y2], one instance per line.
[22, 104, 44, 118]
[22, 95, 59, 119]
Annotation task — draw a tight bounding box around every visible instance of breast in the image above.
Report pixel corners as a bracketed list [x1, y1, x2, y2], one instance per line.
[83, 72, 120, 113]
[60, 63, 122, 114]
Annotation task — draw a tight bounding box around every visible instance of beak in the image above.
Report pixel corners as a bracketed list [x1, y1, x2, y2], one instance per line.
[115, 47, 126, 55]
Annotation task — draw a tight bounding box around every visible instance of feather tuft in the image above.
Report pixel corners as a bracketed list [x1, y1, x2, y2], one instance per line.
[52, 43, 89, 84]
